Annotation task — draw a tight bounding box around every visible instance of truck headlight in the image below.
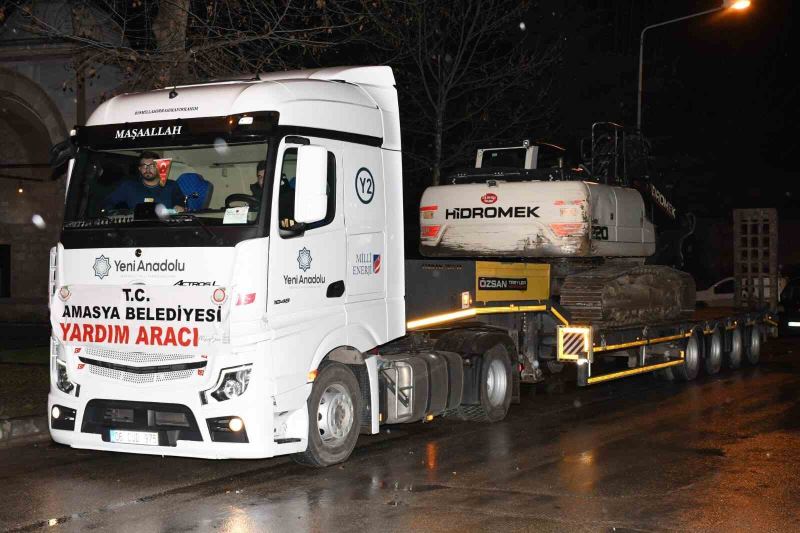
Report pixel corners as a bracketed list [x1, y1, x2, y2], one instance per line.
[55, 358, 75, 394]
[201, 365, 251, 403]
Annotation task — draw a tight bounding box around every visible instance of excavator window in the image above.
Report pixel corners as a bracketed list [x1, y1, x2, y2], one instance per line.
[481, 148, 526, 169]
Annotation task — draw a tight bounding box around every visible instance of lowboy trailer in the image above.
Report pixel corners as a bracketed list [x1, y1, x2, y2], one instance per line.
[404, 259, 776, 388]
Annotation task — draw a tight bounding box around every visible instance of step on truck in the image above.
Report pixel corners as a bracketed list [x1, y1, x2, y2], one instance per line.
[48, 66, 776, 465]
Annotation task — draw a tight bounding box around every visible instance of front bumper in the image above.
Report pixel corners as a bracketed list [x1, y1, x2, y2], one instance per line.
[49, 389, 279, 459]
[48, 348, 308, 459]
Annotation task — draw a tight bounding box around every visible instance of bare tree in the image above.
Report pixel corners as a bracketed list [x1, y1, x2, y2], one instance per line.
[364, 0, 561, 184]
[14, 0, 366, 92]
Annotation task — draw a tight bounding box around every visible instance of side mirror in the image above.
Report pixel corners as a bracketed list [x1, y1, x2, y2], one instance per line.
[49, 139, 76, 169]
[293, 145, 328, 224]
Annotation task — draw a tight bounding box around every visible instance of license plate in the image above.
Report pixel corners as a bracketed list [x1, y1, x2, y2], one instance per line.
[109, 429, 159, 446]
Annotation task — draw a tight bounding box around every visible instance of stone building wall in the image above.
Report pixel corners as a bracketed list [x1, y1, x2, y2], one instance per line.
[0, 177, 65, 321]
[0, 66, 69, 322]
[0, 2, 121, 323]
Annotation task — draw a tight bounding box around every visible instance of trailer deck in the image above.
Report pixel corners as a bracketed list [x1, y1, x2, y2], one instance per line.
[404, 282, 776, 388]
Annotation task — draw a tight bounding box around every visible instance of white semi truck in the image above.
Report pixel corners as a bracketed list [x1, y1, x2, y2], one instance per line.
[47, 66, 774, 465]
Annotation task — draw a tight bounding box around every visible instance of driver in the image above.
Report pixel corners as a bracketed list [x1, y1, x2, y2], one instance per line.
[102, 151, 185, 212]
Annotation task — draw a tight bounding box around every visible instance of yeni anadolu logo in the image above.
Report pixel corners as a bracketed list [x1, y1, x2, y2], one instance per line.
[93, 255, 112, 279]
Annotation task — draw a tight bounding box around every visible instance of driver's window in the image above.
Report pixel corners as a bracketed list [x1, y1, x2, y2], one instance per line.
[278, 147, 336, 236]
[278, 149, 298, 228]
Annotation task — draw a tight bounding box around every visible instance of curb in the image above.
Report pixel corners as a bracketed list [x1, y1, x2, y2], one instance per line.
[0, 415, 50, 447]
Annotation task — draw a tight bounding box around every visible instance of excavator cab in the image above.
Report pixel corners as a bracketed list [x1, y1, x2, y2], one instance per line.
[476, 140, 566, 171]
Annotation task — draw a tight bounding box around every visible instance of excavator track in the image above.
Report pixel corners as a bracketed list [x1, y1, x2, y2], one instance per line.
[560, 264, 696, 328]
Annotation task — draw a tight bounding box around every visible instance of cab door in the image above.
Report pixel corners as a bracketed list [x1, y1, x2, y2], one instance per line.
[266, 137, 346, 388]
[614, 187, 645, 243]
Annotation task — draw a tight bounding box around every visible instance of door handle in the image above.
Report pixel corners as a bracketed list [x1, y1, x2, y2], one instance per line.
[326, 280, 345, 298]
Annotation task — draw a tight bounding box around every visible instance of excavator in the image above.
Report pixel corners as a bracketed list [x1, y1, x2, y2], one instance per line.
[419, 122, 697, 327]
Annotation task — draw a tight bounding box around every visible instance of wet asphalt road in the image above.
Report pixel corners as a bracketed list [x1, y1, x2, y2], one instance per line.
[2, 337, 799, 532]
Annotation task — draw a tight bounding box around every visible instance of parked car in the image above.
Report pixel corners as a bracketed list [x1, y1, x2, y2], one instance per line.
[779, 278, 800, 335]
[696, 276, 787, 307]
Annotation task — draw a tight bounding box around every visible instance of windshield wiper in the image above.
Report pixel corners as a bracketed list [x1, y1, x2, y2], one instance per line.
[173, 213, 220, 243]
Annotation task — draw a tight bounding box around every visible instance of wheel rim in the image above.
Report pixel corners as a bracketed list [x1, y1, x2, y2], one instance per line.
[317, 383, 354, 445]
[486, 358, 508, 407]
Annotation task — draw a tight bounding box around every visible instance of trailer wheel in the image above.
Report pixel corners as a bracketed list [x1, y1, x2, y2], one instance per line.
[745, 326, 761, 365]
[293, 362, 361, 467]
[704, 327, 723, 375]
[674, 331, 701, 381]
[727, 326, 744, 369]
[456, 345, 512, 422]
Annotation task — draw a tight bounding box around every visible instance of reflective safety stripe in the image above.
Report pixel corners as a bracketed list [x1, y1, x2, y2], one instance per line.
[593, 332, 692, 353]
[407, 304, 549, 330]
[587, 359, 685, 385]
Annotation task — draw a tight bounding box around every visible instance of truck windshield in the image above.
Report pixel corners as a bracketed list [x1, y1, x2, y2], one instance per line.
[64, 141, 268, 227]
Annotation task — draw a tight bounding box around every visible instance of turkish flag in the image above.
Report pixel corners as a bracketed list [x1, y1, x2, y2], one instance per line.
[155, 158, 172, 186]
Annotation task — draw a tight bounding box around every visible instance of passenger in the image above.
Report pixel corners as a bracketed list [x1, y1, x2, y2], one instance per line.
[249, 160, 267, 198]
[103, 151, 185, 211]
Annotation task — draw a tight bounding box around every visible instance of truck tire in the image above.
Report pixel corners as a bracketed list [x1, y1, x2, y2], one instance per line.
[727, 326, 744, 369]
[704, 327, 723, 375]
[674, 331, 701, 381]
[745, 326, 761, 365]
[455, 345, 512, 422]
[293, 362, 361, 467]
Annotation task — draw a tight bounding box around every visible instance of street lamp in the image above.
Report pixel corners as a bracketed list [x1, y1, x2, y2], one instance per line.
[636, 0, 751, 132]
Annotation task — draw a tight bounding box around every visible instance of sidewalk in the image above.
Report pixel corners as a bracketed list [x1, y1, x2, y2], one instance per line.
[0, 323, 50, 445]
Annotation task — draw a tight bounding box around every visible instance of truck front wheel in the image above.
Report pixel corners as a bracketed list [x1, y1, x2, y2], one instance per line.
[293, 362, 361, 467]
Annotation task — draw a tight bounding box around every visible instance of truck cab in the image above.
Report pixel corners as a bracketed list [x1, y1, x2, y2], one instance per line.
[49, 66, 406, 462]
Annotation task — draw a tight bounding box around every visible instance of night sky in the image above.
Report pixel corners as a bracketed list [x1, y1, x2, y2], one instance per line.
[645, 0, 797, 209]
[533, 0, 797, 215]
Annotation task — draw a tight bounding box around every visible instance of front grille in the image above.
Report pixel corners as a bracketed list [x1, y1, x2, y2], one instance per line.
[88, 365, 194, 384]
[80, 355, 205, 384]
[85, 346, 195, 364]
